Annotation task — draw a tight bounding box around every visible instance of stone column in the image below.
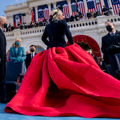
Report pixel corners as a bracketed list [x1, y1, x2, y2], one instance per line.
[53, 2, 56, 9]
[83, 0, 88, 16]
[67, 0, 72, 16]
[48, 3, 51, 15]
[35, 6, 38, 22]
[107, 0, 114, 15]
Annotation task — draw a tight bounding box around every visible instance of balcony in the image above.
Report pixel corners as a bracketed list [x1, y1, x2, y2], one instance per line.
[5, 15, 120, 40]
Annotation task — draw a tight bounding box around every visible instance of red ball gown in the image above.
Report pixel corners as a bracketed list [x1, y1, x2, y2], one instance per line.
[5, 44, 120, 118]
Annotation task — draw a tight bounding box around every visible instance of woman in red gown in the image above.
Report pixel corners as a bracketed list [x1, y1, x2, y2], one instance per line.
[5, 9, 120, 118]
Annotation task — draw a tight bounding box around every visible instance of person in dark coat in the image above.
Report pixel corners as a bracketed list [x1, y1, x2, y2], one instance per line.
[25, 45, 37, 69]
[42, 9, 74, 49]
[87, 10, 92, 19]
[70, 15, 74, 22]
[102, 5, 112, 16]
[118, 7, 120, 16]
[75, 12, 80, 21]
[101, 21, 120, 78]
[0, 16, 7, 103]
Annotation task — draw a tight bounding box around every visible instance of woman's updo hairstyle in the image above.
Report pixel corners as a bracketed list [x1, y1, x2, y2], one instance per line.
[49, 9, 63, 21]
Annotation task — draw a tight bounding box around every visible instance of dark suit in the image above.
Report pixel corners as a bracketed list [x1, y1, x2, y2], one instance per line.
[25, 53, 37, 69]
[0, 28, 7, 102]
[87, 12, 92, 19]
[42, 20, 73, 48]
[101, 30, 120, 77]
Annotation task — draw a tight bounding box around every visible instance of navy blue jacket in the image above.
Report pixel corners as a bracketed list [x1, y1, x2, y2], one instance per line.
[42, 20, 74, 48]
[101, 30, 120, 64]
[0, 29, 6, 80]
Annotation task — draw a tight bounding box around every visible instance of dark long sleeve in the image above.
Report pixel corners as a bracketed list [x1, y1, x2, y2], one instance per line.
[101, 37, 110, 54]
[42, 28, 49, 46]
[63, 21, 74, 45]
[0, 34, 3, 59]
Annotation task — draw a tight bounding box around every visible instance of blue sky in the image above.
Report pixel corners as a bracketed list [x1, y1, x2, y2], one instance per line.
[0, 0, 26, 16]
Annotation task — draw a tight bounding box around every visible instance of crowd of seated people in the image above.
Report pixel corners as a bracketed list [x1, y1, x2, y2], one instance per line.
[65, 12, 85, 22]
[6, 17, 48, 32]
[86, 9, 101, 19]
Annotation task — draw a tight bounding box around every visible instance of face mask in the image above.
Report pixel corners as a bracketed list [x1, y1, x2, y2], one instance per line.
[15, 42, 20, 46]
[30, 48, 35, 52]
[106, 25, 113, 32]
[4, 23, 7, 28]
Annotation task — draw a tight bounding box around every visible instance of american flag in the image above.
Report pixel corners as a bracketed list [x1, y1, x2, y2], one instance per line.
[77, 0, 86, 16]
[13, 13, 22, 28]
[63, 4, 70, 18]
[38, 6, 49, 22]
[112, 0, 120, 14]
[71, 2, 77, 16]
[87, 0, 102, 14]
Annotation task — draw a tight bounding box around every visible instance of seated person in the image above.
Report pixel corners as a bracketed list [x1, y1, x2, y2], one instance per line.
[39, 21, 44, 26]
[29, 22, 34, 28]
[79, 11, 84, 19]
[11, 26, 14, 31]
[65, 17, 70, 22]
[93, 11, 101, 18]
[102, 5, 112, 16]
[70, 15, 74, 22]
[87, 10, 92, 19]
[43, 17, 47, 26]
[75, 12, 80, 21]
[20, 24, 23, 29]
[8, 23, 12, 31]
[35, 22, 39, 27]
[118, 7, 120, 16]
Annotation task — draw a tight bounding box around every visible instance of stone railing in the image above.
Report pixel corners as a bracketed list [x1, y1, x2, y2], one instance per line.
[106, 15, 120, 23]
[5, 31, 14, 37]
[21, 27, 45, 36]
[68, 18, 98, 29]
[5, 15, 120, 39]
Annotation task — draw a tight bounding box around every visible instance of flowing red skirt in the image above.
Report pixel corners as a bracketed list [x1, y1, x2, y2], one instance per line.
[5, 44, 120, 118]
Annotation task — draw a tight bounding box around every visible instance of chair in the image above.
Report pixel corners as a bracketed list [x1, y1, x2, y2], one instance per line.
[5, 61, 24, 101]
[114, 53, 120, 80]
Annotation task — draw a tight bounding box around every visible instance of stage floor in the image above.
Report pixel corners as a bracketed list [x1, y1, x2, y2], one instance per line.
[0, 103, 120, 120]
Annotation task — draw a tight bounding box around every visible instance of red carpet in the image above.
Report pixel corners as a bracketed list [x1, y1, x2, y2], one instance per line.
[5, 44, 120, 118]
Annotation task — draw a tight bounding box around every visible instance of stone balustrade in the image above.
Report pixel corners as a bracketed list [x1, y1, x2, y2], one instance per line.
[5, 15, 120, 39]
[68, 18, 98, 29]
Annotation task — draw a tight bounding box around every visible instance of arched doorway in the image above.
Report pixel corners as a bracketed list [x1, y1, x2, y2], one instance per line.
[35, 45, 45, 53]
[73, 35, 101, 58]
[77, 42, 92, 53]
